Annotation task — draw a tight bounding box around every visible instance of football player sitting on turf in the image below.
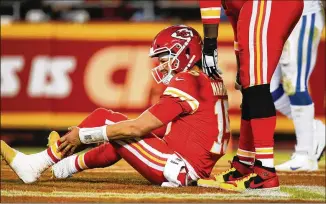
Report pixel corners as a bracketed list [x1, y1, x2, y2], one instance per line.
[1, 25, 231, 187]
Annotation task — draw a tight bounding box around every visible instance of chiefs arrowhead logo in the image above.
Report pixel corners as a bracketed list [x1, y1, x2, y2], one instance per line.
[172, 28, 193, 40]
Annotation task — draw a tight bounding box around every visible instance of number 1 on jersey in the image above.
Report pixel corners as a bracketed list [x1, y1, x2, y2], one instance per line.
[210, 98, 231, 154]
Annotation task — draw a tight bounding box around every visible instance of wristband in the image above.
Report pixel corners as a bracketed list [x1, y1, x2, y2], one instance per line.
[203, 37, 217, 53]
[79, 125, 108, 144]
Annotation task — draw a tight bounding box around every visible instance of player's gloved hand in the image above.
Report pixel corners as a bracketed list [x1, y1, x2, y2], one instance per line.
[202, 37, 222, 79]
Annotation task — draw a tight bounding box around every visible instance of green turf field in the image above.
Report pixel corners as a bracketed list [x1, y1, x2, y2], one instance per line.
[1, 147, 325, 203]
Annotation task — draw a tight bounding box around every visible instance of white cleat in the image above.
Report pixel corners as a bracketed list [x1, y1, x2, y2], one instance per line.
[313, 120, 325, 161]
[1, 140, 46, 183]
[52, 155, 78, 179]
[276, 153, 318, 172]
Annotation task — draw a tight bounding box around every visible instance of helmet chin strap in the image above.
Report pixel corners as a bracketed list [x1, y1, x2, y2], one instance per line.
[158, 52, 175, 85]
[162, 72, 174, 85]
[183, 55, 196, 72]
[161, 54, 195, 84]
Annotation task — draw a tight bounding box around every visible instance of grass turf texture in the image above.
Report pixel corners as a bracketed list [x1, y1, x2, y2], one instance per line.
[1, 147, 325, 203]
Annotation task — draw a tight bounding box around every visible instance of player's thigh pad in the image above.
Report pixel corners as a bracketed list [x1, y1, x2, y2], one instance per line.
[161, 153, 187, 187]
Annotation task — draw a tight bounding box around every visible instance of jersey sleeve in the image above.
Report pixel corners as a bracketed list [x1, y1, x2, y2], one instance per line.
[148, 96, 184, 125]
[148, 73, 200, 124]
[199, 0, 222, 24]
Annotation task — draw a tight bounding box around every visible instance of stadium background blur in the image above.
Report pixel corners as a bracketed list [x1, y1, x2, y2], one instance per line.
[1, 0, 325, 153]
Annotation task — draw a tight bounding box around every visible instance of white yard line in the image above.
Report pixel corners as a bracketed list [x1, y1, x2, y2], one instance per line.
[2, 167, 325, 176]
[1, 185, 325, 202]
[0, 190, 290, 200]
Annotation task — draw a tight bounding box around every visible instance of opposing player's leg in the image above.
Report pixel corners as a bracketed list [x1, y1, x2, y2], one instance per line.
[313, 120, 325, 161]
[272, 11, 325, 171]
[270, 66, 317, 171]
[1, 108, 126, 183]
[218, 0, 303, 192]
[286, 10, 325, 163]
[270, 65, 292, 118]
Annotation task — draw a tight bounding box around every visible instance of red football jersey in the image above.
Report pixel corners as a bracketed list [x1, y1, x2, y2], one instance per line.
[149, 69, 230, 178]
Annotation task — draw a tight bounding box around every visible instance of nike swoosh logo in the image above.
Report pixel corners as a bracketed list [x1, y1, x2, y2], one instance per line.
[249, 177, 275, 189]
[228, 175, 238, 181]
[175, 77, 184, 81]
[290, 166, 301, 171]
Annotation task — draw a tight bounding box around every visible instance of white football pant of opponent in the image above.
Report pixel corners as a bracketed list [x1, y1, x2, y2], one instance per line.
[270, 1, 325, 171]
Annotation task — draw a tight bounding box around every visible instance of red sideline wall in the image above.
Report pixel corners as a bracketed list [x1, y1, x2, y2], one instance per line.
[1, 23, 325, 132]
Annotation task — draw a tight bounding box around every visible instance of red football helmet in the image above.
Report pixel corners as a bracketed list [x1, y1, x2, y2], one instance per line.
[149, 25, 202, 84]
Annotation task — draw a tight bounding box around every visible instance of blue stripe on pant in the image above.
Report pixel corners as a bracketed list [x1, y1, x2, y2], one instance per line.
[296, 15, 306, 92]
[305, 13, 315, 87]
[271, 84, 284, 102]
[290, 14, 314, 106]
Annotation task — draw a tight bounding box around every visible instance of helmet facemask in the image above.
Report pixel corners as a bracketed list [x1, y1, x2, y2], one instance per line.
[149, 26, 202, 85]
[150, 44, 182, 85]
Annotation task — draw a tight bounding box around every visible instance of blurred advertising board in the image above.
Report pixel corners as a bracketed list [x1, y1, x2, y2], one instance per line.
[1, 23, 325, 132]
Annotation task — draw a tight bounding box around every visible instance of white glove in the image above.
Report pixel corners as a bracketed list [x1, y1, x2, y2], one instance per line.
[202, 38, 222, 79]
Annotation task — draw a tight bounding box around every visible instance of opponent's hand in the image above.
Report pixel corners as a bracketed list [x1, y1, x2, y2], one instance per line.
[57, 126, 81, 156]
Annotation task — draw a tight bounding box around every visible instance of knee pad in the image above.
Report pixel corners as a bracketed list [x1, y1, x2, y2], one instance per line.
[162, 154, 187, 187]
[289, 91, 312, 105]
[243, 84, 276, 119]
[241, 93, 250, 120]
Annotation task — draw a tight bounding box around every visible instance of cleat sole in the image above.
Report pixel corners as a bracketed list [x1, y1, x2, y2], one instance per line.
[47, 131, 60, 147]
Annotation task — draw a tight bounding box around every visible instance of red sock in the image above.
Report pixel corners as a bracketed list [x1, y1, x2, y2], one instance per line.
[251, 116, 276, 167]
[47, 140, 63, 163]
[237, 119, 255, 165]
